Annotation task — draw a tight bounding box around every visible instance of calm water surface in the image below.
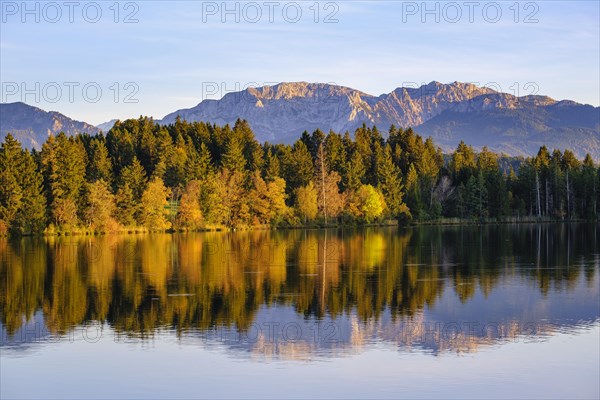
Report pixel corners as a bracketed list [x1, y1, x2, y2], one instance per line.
[1, 224, 599, 399]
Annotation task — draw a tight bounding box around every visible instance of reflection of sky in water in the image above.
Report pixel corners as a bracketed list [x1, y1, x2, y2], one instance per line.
[1, 321, 599, 399]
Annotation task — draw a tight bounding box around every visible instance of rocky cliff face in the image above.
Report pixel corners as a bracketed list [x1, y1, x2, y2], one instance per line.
[159, 81, 600, 159]
[160, 81, 498, 140]
[160, 81, 499, 136]
[0, 102, 99, 149]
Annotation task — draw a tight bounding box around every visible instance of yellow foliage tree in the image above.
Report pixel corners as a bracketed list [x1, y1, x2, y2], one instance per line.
[295, 181, 318, 223]
[176, 179, 203, 230]
[357, 184, 386, 223]
[141, 177, 171, 231]
[86, 179, 117, 232]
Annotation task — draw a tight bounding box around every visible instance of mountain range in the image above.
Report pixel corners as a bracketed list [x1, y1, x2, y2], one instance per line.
[0, 102, 100, 149]
[1, 81, 599, 159]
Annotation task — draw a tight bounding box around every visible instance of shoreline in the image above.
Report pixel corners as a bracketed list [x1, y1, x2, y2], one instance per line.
[2, 217, 598, 238]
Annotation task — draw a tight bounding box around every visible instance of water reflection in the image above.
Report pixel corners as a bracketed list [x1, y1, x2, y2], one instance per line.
[1, 224, 598, 358]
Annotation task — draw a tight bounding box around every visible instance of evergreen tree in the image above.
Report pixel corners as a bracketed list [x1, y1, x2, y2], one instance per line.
[41, 133, 87, 227]
[264, 147, 281, 180]
[345, 149, 366, 192]
[114, 182, 137, 227]
[87, 137, 113, 184]
[283, 141, 314, 192]
[377, 144, 409, 219]
[15, 149, 46, 234]
[450, 141, 476, 184]
[120, 157, 147, 202]
[164, 132, 188, 187]
[221, 136, 246, 174]
[0, 134, 23, 229]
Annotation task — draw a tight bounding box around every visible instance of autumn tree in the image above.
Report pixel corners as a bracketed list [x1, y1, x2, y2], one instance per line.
[315, 143, 344, 223]
[141, 177, 171, 231]
[85, 179, 117, 232]
[356, 184, 386, 223]
[295, 181, 318, 223]
[247, 171, 287, 224]
[176, 179, 203, 230]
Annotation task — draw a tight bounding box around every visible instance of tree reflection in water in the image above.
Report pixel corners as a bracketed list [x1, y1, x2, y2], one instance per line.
[1, 224, 598, 356]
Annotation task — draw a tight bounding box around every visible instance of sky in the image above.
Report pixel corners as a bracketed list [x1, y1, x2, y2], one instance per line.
[0, 0, 599, 125]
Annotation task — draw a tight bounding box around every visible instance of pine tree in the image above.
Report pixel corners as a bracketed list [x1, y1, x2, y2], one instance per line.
[197, 142, 214, 177]
[264, 147, 281, 180]
[450, 141, 476, 184]
[581, 154, 597, 219]
[41, 133, 87, 227]
[283, 141, 314, 192]
[0, 134, 24, 229]
[120, 157, 147, 201]
[114, 182, 137, 227]
[345, 149, 365, 192]
[114, 157, 147, 226]
[465, 172, 488, 219]
[325, 131, 346, 179]
[164, 132, 188, 187]
[221, 136, 246, 174]
[377, 144, 408, 219]
[87, 137, 113, 184]
[16, 150, 46, 234]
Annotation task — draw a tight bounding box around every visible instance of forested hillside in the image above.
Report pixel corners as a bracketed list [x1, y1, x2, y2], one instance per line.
[1, 117, 598, 235]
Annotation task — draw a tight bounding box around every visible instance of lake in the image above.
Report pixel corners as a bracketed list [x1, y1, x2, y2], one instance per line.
[1, 224, 599, 399]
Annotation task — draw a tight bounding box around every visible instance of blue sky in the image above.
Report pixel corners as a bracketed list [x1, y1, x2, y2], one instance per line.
[1, 1, 598, 124]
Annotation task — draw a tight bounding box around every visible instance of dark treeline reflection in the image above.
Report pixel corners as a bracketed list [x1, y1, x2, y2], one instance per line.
[1, 224, 598, 337]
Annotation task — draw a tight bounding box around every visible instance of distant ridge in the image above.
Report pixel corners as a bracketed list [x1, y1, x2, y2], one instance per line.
[0, 102, 99, 149]
[96, 119, 119, 133]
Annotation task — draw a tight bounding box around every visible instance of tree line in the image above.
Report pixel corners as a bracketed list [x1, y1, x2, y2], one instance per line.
[1, 117, 598, 235]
